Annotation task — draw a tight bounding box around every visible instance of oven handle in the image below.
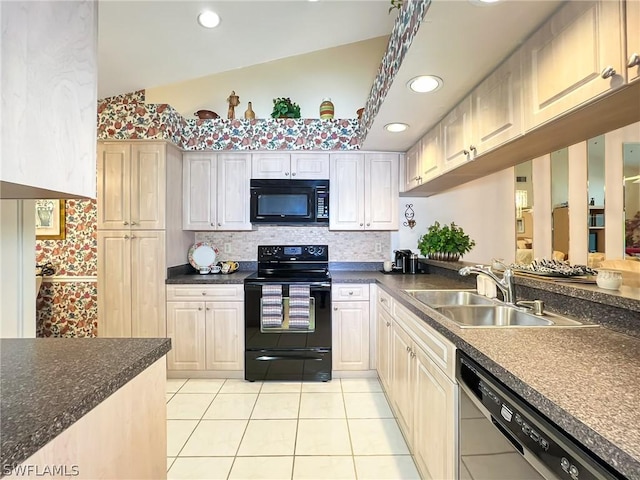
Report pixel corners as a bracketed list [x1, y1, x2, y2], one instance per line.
[245, 282, 331, 290]
[255, 355, 325, 361]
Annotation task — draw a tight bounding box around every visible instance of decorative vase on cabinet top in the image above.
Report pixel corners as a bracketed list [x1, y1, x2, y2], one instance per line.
[244, 102, 256, 120]
[319, 98, 334, 120]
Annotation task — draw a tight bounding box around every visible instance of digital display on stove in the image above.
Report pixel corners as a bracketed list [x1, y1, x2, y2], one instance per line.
[284, 247, 302, 256]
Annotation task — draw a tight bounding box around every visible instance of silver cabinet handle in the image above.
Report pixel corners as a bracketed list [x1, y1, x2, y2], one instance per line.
[628, 53, 640, 68]
[123, 221, 129, 225]
[600, 66, 616, 79]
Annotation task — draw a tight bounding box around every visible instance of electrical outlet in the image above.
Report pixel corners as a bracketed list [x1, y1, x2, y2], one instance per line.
[375, 242, 382, 253]
[224, 243, 231, 253]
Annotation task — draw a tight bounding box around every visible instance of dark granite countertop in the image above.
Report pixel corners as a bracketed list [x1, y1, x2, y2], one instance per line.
[0, 338, 171, 474]
[166, 271, 252, 284]
[334, 269, 639, 479]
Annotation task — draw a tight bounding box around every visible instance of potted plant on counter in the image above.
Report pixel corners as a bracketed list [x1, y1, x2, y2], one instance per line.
[417, 221, 476, 261]
[271, 97, 301, 119]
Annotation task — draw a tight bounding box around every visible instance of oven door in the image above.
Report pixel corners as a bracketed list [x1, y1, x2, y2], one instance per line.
[244, 281, 331, 350]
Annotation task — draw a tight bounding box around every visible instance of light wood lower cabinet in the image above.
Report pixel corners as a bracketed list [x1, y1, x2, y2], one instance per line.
[332, 283, 371, 371]
[166, 285, 243, 372]
[379, 297, 458, 480]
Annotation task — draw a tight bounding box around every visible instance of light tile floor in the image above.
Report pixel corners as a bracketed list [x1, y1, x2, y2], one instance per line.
[166, 378, 420, 480]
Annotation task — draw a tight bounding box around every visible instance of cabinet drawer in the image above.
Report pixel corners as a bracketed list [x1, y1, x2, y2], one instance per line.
[376, 287, 393, 313]
[332, 283, 370, 301]
[167, 284, 243, 301]
[393, 302, 456, 379]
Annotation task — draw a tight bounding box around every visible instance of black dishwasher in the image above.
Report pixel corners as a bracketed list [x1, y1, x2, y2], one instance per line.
[457, 351, 625, 480]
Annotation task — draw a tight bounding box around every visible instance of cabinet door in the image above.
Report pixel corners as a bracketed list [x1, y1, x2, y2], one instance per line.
[97, 143, 131, 230]
[166, 302, 206, 370]
[130, 143, 166, 230]
[403, 142, 421, 191]
[183, 153, 216, 230]
[365, 153, 399, 230]
[523, 1, 624, 130]
[442, 96, 473, 171]
[97, 231, 132, 337]
[291, 153, 330, 179]
[205, 301, 243, 371]
[376, 308, 393, 391]
[251, 153, 291, 179]
[473, 50, 523, 156]
[414, 347, 456, 480]
[391, 322, 414, 442]
[130, 231, 166, 337]
[628, 0, 640, 83]
[217, 153, 252, 230]
[329, 153, 365, 230]
[420, 125, 441, 182]
[332, 301, 370, 371]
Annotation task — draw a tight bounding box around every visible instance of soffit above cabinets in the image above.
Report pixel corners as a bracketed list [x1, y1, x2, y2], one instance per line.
[362, 0, 564, 152]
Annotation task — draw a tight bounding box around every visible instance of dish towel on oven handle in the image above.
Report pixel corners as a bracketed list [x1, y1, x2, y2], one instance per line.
[261, 284, 283, 328]
[288, 284, 310, 329]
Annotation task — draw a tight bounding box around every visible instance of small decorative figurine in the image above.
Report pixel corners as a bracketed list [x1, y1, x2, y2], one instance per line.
[227, 90, 240, 119]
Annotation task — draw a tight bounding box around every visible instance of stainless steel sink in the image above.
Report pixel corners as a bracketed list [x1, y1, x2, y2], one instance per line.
[434, 305, 594, 328]
[405, 289, 497, 306]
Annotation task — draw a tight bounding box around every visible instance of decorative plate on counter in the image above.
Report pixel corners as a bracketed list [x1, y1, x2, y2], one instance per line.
[188, 242, 219, 271]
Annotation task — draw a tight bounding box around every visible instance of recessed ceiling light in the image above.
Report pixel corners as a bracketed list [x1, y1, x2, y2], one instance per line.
[470, 0, 500, 4]
[198, 10, 220, 29]
[407, 75, 443, 93]
[385, 123, 409, 133]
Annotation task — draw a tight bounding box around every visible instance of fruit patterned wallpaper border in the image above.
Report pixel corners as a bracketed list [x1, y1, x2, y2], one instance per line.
[97, 90, 361, 151]
[359, 0, 431, 142]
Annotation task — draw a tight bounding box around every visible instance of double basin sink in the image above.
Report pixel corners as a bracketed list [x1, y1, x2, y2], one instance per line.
[405, 290, 594, 328]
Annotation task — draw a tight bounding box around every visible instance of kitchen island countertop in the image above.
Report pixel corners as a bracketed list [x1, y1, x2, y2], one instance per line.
[0, 338, 171, 474]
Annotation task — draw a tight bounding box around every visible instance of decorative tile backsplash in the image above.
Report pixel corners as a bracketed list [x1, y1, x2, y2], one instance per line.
[196, 226, 391, 262]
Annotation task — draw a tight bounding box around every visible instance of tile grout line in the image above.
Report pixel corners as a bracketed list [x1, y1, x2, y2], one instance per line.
[227, 380, 262, 479]
[340, 378, 360, 480]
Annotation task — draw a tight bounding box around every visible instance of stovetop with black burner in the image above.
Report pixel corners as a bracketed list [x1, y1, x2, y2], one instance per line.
[244, 244, 330, 284]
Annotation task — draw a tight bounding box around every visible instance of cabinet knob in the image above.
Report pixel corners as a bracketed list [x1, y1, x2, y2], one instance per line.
[211, 223, 215, 227]
[366, 223, 370, 227]
[202, 292, 206, 296]
[411, 352, 416, 358]
[291, 172, 296, 176]
[131, 221, 137, 226]
[413, 176, 421, 182]
[123, 235, 130, 240]
[348, 291, 354, 295]
[628, 53, 640, 68]
[198, 307, 203, 311]
[463, 149, 469, 156]
[333, 306, 338, 311]
[217, 223, 221, 226]
[123, 221, 129, 226]
[285, 172, 290, 176]
[206, 307, 210, 311]
[386, 322, 391, 327]
[131, 234, 136, 239]
[406, 346, 411, 352]
[600, 66, 616, 79]
[469, 145, 476, 152]
[360, 223, 364, 227]
[380, 298, 386, 303]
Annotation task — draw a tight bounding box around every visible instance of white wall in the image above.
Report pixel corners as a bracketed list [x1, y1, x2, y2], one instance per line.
[393, 168, 516, 264]
[146, 37, 389, 120]
[0, 200, 36, 337]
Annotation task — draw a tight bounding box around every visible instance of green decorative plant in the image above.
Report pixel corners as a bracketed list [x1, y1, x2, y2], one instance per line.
[271, 97, 301, 119]
[389, 0, 403, 13]
[417, 221, 476, 258]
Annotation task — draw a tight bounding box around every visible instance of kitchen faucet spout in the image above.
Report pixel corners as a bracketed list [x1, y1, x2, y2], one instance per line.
[458, 265, 516, 304]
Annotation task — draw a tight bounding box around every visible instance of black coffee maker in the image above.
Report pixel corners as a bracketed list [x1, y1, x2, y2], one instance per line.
[393, 249, 413, 273]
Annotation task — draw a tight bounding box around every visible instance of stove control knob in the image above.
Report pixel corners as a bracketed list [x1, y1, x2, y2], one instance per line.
[317, 247, 325, 256]
[308, 246, 316, 255]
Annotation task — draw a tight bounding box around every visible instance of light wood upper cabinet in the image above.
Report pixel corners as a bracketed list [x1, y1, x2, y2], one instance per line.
[98, 230, 166, 338]
[98, 143, 166, 230]
[420, 124, 442, 182]
[1, 1, 97, 199]
[627, 0, 640, 83]
[404, 142, 422, 191]
[183, 152, 252, 231]
[330, 153, 398, 230]
[472, 50, 523, 156]
[523, 1, 625, 131]
[251, 153, 329, 179]
[442, 95, 474, 171]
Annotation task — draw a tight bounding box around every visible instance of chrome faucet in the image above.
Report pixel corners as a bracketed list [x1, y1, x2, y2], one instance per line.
[459, 265, 516, 304]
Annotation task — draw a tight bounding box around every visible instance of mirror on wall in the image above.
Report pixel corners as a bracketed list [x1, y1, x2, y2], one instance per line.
[514, 161, 533, 264]
[587, 135, 606, 256]
[551, 148, 569, 261]
[624, 142, 640, 258]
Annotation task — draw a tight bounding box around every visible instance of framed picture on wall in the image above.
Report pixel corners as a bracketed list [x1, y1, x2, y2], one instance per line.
[516, 218, 525, 234]
[35, 200, 66, 240]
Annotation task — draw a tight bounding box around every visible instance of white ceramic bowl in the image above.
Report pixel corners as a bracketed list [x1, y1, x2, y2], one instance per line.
[596, 270, 622, 290]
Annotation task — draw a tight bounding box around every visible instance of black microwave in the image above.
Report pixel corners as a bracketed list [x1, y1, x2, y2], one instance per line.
[250, 179, 329, 224]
